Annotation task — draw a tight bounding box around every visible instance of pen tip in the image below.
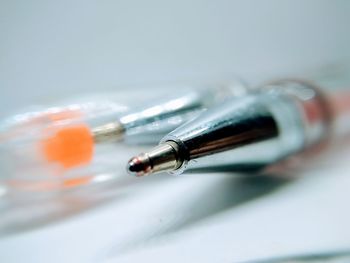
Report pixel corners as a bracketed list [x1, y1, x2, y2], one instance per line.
[127, 142, 182, 177]
[127, 154, 152, 177]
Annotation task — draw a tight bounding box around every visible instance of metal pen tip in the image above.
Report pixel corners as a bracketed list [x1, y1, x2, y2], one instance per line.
[127, 154, 152, 177]
[92, 122, 125, 143]
[126, 141, 183, 177]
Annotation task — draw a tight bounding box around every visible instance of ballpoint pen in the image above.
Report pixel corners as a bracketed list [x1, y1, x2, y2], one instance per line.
[0, 80, 246, 192]
[127, 78, 350, 176]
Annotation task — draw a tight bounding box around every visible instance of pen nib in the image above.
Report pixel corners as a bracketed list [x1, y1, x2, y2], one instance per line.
[127, 154, 152, 177]
[126, 142, 182, 177]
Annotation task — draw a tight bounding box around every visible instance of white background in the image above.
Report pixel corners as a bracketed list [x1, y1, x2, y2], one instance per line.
[1, 1, 350, 262]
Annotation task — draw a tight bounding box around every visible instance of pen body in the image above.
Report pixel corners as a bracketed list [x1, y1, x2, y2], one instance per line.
[161, 80, 332, 174]
[92, 80, 247, 145]
[0, 80, 247, 192]
[120, 83, 244, 144]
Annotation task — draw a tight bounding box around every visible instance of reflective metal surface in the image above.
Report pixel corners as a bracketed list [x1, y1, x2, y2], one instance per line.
[160, 80, 331, 174]
[120, 82, 247, 144]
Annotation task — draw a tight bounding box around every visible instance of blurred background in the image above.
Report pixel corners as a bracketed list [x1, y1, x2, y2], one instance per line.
[1, 0, 349, 116]
[0, 1, 350, 262]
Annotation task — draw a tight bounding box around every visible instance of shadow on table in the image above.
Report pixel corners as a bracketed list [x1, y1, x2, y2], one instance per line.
[243, 250, 350, 262]
[106, 136, 350, 257]
[0, 174, 166, 237]
[107, 171, 292, 256]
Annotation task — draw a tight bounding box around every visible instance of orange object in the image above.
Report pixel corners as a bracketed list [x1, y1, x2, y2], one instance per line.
[41, 124, 94, 168]
[63, 176, 93, 187]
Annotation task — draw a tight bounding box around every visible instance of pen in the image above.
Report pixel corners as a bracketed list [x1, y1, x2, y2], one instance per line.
[127, 79, 350, 176]
[0, 80, 246, 192]
[38, 81, 246, 169]
[91, 81, 246, 145]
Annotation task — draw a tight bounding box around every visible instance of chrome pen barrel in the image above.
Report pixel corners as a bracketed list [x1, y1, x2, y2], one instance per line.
[119, 81, 247, 144]
[160, 80, 331, 174]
